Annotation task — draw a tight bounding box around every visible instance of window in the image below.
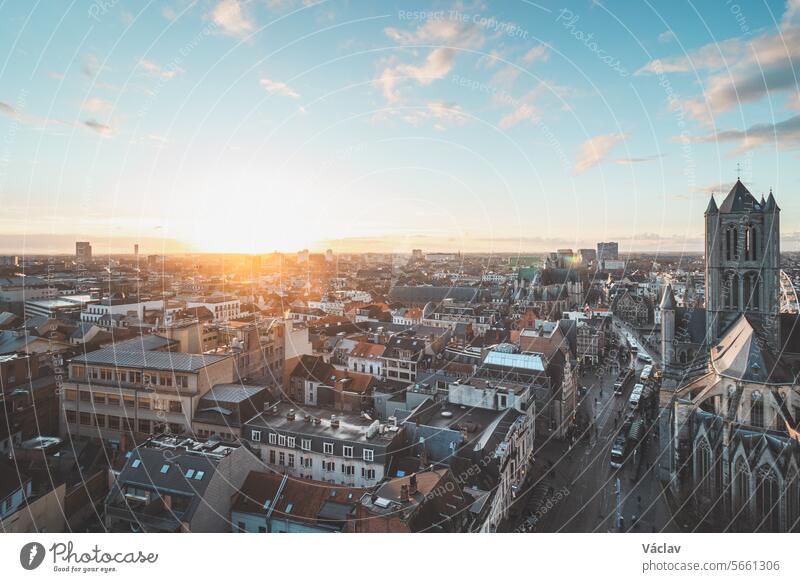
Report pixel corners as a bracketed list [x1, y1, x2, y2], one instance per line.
[169, 401, 182, 413]
[278, 434, 286, 447]
[269, 433, 277, 445]
[107, 415, 120, 430]
[251, 430, 262, 442]
[94, 414, 106, 428]
[323, 442, 334, 455]
[288, 454, 295, 468]
[363, 449, 374, 462]
[93, 393, 106, 405]
[194, 471, 204, 480]
[131, 459, 141, 468]
[287, 436, 295, 448]
[343, 445, 353, 458]
[323, 460, 335, 472]
[343, 465, 355, 476]
[138, 419, 151, 433]
[80, 412, 92, 426]
[269, 450, 276, 464]
[361, 468, 376, 480]
[107, 394, 120, 406]
[301, 439, 311, 451]
[186, 469, 195, 479]
[80, 391, 91, 402]
[65, 410, 77, 424]
[751, 393, 764, 428]
[138, 399, 151, 410]
[160, 464, 170, 474]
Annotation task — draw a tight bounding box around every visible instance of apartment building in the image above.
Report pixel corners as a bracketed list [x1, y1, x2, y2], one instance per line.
[242, 402, 403, 487]
[60, 348, 234, 442]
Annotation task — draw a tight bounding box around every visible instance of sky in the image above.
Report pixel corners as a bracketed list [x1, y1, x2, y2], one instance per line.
[1, 0, 800, 256]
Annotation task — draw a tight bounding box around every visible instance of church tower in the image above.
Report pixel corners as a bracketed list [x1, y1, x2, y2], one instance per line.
[705, 180, 781, 349]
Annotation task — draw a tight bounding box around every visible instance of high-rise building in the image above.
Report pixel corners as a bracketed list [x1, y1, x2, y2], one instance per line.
[75, 241, 92, 263]
[596, 242, 619, 261]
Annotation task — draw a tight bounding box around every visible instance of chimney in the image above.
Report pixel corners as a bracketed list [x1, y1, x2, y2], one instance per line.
[286, 409, 296, 421]
[330, 415, 339, 429]
[409, 473, 418, 495]
[399, 484, 409, 502]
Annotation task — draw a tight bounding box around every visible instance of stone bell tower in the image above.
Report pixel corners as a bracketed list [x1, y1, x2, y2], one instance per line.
[705, 179, 780, 349]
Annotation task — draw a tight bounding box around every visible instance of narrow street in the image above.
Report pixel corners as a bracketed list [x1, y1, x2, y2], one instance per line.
[513, 318, 679, 533]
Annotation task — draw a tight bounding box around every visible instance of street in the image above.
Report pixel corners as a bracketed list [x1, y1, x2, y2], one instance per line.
[509, 318, 678, 533]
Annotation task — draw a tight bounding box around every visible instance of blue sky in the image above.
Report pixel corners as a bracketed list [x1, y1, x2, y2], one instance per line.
[1, 0, 799, 255]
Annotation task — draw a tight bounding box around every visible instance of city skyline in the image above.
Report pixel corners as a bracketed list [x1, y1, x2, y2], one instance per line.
[2, 1, 800, 254]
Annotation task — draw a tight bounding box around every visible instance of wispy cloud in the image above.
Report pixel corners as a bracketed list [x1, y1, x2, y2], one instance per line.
[81, 97, 113, 114]
[522, 44, 550, 63]
[211, 0, 255, 39]
[573, 132, 626, 174]
[685, 113, 800, 153]
[657, 30, 675, 44]
[378, 48, 456, 104]
[137, 58, 181, 79]
[637, 1, 800, 125]
[614, 154, 664, 165]
[259, 77, 300, 98]
[84, 119, 115, 136]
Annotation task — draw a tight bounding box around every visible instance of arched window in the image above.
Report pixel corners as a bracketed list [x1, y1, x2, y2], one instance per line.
[735, 459, 751, 522]
[756, 466, 780, 532]
[697, 438, 713, 498]
[725, 272, 740, 309]
[751, 391, 764, 427]
[750, 226, 758, 260]
[743, 272, 760, 311]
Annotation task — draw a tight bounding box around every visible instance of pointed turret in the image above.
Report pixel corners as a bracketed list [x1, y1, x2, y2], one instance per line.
[660, 283, 676, 310]
[765, 189, 780, 212]
[705, 193, 718, 215]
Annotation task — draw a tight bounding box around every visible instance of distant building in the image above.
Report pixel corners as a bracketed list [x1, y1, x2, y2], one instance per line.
[597, 241, 619, 261]
[75, 241, 92, 263]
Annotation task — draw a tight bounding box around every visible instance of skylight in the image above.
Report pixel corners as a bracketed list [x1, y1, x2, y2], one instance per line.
[194, 471, 205, 480]
[185, 469, 195, 479]
[285, 502, 293, 513]
[160, 464, 170, 474]
[131, 459, 141, 468]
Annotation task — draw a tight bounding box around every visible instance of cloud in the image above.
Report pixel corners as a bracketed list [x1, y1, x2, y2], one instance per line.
[259, 77, 300, 98]
[84, 119, 114, 136]
[162, 6, 177, 20]
[657, 30, 675, 44]
[0, 102, 16, 116]
[81, 97, 112, 114]
[377, 47, 456, 104]
[399, 100, 469, 128]
[496, 83, 570, 129]
[685, 113, 800, 153]
[637, 1, 800, 124]
[211, 0, 255, 39]
[522, 44, 550, 63]
[573, 132, 626, 174]
[82, 54, 102, 78]
[48, 71, 65, 80]
[137, 58, 180, 79]
[384, 18, 485, 49]
[614, 154, 664, 165]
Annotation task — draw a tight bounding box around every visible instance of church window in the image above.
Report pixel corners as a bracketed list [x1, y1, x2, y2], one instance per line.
[756, 466, 780, 532]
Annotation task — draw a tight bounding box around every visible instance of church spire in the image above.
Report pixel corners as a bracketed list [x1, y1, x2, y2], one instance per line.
[705, 192, 718, 214]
